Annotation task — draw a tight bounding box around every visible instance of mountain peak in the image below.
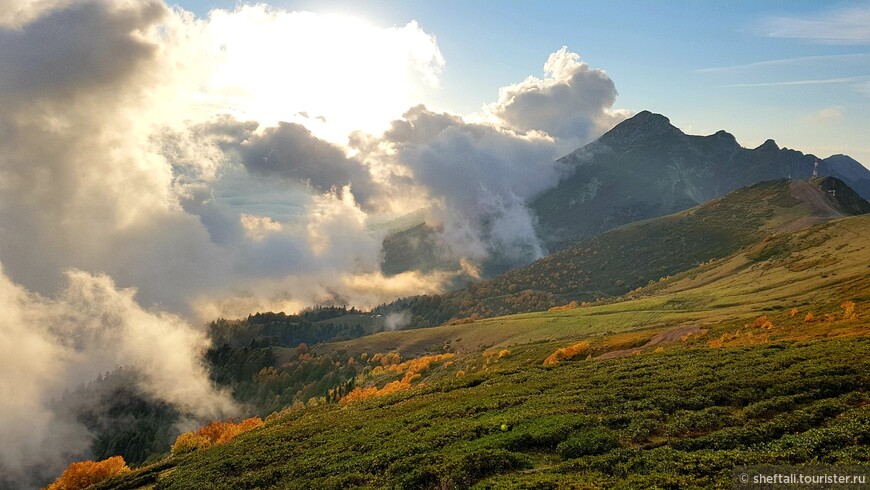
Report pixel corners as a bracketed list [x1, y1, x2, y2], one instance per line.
[632, 110, 669, 124]
[599, 110, 682, 146]
[755, 139, 779, 151]
[711, 129, 739, 146]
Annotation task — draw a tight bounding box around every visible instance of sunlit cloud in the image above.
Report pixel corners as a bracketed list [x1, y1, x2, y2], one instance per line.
[483, 46, 628, 152]
[239, 213, 283, 240]
[188, 5, 445, 141]
[0, 262, 237, 485]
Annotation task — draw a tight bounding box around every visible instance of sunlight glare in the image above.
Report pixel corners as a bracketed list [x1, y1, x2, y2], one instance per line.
[198, 6, 444, 143]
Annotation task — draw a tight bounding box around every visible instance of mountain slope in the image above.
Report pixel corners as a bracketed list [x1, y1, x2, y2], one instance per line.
[382, 111, 870, 278]
[821, 154, 870, 197]
[532, 111, 870, 248]
[376, 177, 869, 329]
[97, 202, 870, 489]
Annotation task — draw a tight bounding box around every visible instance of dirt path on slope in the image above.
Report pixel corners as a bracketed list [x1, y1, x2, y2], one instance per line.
[595, 324, 704, 360]
[781, 181, 846, 232]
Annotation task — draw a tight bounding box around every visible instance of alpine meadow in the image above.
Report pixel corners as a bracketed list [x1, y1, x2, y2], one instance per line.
[1, 1, 870, 489]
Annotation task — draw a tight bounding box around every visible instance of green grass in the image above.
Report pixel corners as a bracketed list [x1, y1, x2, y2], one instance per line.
[324, 213, 870, 359]
[101, 337, 870, 489]
[379, 178, 865, 329]
[98, 208, 870, 489]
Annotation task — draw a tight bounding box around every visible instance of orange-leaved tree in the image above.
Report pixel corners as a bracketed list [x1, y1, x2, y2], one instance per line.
[342, 353, 455, 403]
[752, 315, 774, 329]
[171, 417, 263, 455]
[544, 341, 590, 366]
[47, 455, 130, 490]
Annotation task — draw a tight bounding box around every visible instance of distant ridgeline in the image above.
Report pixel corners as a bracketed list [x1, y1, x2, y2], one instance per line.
[208, 305, 383, 348]
[532, 111, 870, 248]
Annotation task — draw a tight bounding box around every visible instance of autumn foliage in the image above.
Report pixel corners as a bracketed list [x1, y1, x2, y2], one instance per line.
[342, 353, 454, 403]
[482, 349, 511, 366]
[549, 301, 579, 312]
[341, 380, 411, 403]
[752, 315, 774, 329]
[171, 417, 263, 455]
[543, 341, 591, 366]
[842, 301, 858, 321]
[47, 456, 130, 490]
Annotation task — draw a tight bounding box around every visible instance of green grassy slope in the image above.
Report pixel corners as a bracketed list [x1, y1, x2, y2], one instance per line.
[376, 177, 869, 329]
[103, 339, 870, 489]
[328, 209, 870, 359]
[99, 188, 870, 489]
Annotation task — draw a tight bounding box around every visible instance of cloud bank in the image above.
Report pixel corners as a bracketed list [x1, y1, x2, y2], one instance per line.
[373, 106, 565, 269]
[0, 263, 237, 486]
[0, 0, 627, 483]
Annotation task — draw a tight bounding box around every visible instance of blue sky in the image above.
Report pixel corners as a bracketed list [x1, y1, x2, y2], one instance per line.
[173, 0, 870, 163]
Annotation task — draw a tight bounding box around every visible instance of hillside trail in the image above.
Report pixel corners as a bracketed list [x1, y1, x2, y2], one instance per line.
[780, 180, 846, 232]
[595, 324, 703, 360]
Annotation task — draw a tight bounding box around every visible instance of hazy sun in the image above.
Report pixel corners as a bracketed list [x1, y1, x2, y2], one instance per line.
[194, 7, 444, 142]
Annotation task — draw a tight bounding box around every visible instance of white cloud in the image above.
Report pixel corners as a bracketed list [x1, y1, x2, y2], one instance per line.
[0, 262, 237, 485]
[368, 105, 564, 269]
[723, 76, 870, 88]
[485, 46, 628, 151]
[0, 0, 73, 27]
[696, 53, 870, 73]
[239, 213, 283, 241]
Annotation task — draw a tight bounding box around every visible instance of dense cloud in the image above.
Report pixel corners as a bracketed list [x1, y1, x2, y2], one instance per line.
[0, 0, 232, 312]
[0, 2, 448, 484]
[0, 263, 237, 486]
[238, 122, 377, 206]
[0, 2, 629, 484]
[0, 0, 72, 27]
[487, 47, 628, 151]
[194, 5, 444, 137]
[371, 106, 565, 268]
[0, 1, 164, 95]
